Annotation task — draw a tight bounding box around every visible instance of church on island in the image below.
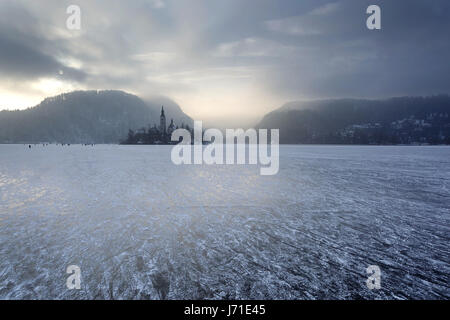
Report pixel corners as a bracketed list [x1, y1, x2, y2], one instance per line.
[121, 106, 192, 145]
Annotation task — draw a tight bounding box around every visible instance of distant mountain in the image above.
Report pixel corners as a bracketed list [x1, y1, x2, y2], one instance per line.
[257, 95, 450, 144]
[0, 90, 193, 143]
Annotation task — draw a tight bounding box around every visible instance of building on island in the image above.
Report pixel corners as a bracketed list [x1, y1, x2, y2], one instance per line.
[122, 106, 191, 145]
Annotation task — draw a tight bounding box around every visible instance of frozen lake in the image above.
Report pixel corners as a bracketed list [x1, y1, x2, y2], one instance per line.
[0, 144, 449, 299]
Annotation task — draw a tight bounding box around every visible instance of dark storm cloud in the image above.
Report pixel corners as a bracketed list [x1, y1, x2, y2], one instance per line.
[0, 35, 86, 81]
[0, 1, 87, 82]
[256, 0, 450, 98]
[0, 0, 449, 114]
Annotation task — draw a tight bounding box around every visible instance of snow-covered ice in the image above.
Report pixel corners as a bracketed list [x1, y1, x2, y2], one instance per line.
[0, 144, 449, 299]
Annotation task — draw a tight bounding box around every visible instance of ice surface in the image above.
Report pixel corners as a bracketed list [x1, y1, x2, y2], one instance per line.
[0, 145, 449, 299]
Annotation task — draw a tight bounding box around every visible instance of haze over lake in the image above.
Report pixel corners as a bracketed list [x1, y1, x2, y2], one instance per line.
[0, 145, 448, 299]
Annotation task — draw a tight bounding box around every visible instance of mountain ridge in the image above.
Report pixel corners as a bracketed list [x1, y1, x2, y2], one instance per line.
[258, 95, 450, 144]
[0, 90, 193, 144]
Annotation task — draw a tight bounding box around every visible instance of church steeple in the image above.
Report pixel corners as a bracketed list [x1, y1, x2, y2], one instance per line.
[159, 106, 166, 134]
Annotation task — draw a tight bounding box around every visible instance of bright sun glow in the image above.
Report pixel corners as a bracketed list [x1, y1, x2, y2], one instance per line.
[32, 78, 78, 96]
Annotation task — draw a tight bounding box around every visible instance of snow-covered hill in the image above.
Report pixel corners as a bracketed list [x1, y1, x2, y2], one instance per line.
[0, 90, 193, 144]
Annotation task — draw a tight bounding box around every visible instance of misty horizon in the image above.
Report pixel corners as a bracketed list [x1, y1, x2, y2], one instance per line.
[2, 89, 450, 129]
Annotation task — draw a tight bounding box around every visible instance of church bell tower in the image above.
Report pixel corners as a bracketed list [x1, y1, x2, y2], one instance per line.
[160, 106, 166, 134]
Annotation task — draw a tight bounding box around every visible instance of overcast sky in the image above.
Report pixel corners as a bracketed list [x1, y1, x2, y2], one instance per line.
[0, 0, 449, 125]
